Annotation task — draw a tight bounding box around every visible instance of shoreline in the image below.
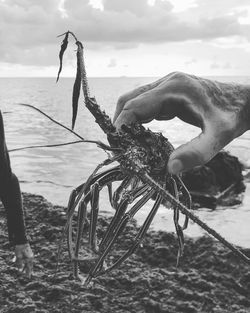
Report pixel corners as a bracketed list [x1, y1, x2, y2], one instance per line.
[0, 192, 250, 313]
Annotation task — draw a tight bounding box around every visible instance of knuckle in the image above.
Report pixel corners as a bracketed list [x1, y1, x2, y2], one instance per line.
[124, 98, 135, 109]
[117, 95, 128, 108]
[123, 100, 138, 118]
[169, 71, 187, 81]
[124, 97, 143, 111]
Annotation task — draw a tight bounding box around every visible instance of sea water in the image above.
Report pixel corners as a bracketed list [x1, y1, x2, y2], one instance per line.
[1, 76, 250, 247]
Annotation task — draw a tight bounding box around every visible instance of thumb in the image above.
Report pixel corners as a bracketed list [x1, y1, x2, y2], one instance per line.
[167, 127, 231, 175]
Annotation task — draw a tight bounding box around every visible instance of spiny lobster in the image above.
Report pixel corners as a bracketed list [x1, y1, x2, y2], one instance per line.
[56, 31, 250, 286]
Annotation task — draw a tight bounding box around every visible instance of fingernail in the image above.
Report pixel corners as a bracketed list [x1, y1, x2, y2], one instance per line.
[168, 159, 183, 175]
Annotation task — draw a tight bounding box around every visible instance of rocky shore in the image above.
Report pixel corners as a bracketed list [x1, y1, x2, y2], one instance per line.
[182, 151, 245, 208]
[0, 192, 250, 313]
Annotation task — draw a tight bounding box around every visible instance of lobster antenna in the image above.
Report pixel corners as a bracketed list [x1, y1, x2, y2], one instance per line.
[9, 140, 84, 153]
[16, 103, 114, 151]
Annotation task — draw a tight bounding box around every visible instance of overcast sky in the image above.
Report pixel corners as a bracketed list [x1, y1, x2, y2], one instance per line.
[1, 0, 250, 77]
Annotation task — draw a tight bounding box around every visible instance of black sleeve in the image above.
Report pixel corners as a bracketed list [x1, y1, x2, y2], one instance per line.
[0, 111, 28, 246]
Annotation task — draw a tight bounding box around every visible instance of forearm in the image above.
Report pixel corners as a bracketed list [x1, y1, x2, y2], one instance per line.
[0, 173, 28, 246]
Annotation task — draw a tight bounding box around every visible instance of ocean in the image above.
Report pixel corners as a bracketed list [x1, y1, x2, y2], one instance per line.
[1, 76, 250, 248]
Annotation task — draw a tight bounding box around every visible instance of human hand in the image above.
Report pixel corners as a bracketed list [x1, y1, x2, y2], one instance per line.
[113, 72, 249, 174]
[14, 243, 34, 278]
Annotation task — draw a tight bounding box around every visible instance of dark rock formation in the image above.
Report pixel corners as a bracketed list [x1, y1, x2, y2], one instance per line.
[182, 151, 245, 209]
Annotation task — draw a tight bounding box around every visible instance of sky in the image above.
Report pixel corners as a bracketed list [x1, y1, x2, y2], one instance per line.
[1, 0, 250, 77]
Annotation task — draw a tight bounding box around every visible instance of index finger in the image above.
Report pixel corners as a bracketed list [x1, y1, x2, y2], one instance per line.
[114, 85, 167, 129]
[113, 77, 165, 123]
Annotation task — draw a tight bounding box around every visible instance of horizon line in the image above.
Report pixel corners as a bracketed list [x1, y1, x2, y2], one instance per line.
[0, 74, 250, 79]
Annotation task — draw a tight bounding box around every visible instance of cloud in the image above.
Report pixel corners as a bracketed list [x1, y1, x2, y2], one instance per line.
[103, 0, 155, 16]
[210, 62, 220, 69]
[223, 62, 232, 69]
[59, 0, 250, 44]
[0, 0, 250, 67]
[108, 58, 117, 67]
[210, 61, 232, 70]
[185, 58, 197, 66]
[0, 0, 64, 65]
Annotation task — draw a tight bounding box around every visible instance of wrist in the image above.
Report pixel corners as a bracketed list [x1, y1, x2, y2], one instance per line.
[12, 236, 28, 247]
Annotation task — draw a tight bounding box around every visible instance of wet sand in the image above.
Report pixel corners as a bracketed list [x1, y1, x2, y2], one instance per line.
[0, 193, 250, 313]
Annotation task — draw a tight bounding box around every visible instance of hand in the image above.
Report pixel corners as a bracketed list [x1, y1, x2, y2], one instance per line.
[113, 72, 249, 174]
[14, 243, 34, 278]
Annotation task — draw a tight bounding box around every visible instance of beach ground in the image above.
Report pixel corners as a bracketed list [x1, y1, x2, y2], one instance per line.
[0, 193, 250, 313]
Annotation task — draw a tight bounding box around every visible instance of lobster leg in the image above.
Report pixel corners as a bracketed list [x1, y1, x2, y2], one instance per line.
[73, 168, 123, 250]
[66, 188, 78, 260]
[110, 185, 153, 239]
[65, 157, 122, 230]
[131, 176, 140, 190]
[88, 167, 125, 250]
[99, 176, 136, 251]
[99, 183, 149, 252]
[100, 184, 151, 250]
[100, 193, 162, 276]
[89, 182, 100, 252]
[83, 165, 121, 199]
[100, 177, 147, 251]
[98, 195, 130, 255]
[112, 176, 133, 209]
[175, 175, 191, 230]
[67, 167, 121, 258]
[66, 188, 78, 214]
[85, 190, 162, 284]
[73, 198, 88, 279]
[100, 186, 154, 255]
[107, 182, 113, 208]
[56, 187, 79, 270]
[171, 176, 185, 267]
[85, 187, 155, 285]
[71, 168, 125, 277]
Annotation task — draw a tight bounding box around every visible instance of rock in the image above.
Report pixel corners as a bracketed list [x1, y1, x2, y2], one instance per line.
[182, 151, 245, 208]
